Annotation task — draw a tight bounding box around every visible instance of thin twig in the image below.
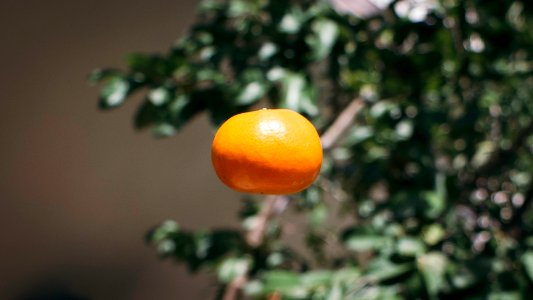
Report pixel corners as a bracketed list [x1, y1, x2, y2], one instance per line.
[246, 195, 289, 247]
[223, 195, 288, 300]
[222, 275, 247, 300]
[321, 97, 365, 150]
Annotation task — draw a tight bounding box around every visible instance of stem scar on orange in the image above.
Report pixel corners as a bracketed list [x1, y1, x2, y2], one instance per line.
[211, 108, 323, 195]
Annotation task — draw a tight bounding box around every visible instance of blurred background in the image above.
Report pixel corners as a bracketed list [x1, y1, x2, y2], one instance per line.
[0, 0, 240, 298]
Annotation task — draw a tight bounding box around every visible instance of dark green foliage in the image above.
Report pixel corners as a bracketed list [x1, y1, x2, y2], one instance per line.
[92, 0, 533, 298]
[146, 220, 246, 272]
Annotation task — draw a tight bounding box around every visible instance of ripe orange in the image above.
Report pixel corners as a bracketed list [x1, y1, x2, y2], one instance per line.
[211, 108, 323, 195]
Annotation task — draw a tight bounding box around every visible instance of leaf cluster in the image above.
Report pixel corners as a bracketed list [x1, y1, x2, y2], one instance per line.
[92, 0, 533, 298]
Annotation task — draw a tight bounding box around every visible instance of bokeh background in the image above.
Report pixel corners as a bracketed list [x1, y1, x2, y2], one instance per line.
[0, 0, 240, 298]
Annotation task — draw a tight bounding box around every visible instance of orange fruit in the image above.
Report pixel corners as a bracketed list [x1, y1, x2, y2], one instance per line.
[211, 108, 323, 195]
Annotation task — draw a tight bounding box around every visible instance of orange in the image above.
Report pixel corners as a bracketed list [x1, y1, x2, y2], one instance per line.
[211, 108, 323, 195]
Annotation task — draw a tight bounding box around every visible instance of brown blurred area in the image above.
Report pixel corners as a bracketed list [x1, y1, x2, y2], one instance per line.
[0, 0, 239, 299]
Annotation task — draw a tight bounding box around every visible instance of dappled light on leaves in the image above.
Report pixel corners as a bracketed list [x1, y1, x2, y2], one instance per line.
[92, 0, 533, 298]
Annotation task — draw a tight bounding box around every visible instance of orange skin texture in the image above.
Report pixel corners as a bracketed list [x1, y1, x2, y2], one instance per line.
[211, 109, 323, 195]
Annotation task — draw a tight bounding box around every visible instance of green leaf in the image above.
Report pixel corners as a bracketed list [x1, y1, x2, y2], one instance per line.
[258, 42, 278, 61]
[159, 92, 206, 131]
[152, 123, 176, 137]
[417, 252, 448, 299]
[279, 72, 318, 116]
[396, 237, 426, 257]
[325, 283, 343, 300]
[522, 251, 533, 281]
[197, 0, 224, 13]
[266, 252, 284, 268]
[126, 53, 175, 77]
[145, 221, 198, 261]
[394, 120, 413, 140]
[300, 270, 333, 287]
[278, 8, 305, 34]
[450, 267, 476, 289]
[88, 68, 122, 83]
[208, 98, 238, 126]
[146, 220, 180, 243]
[217, 257, 252, 283]
[343, 126, 374, 146]
[134, 95, 197, 135]
[228, 0, 261, 17]
[261, 271, 306, 297]
[280, 72, 305, 109]
[345, 234, 392, 252]
[196, 230, 244, 263]
[419, 173, 447, 220]
[134, 101, 159, 129]
[99, 76, 130, 108]
[243, 280, 264, 297]
[309, 203, 328, 227]
[366, 259, 413, 282]
[331, 267, 361, 284]
[510, 171, 531, 188]
[263, 271, 300, 287]
[422, 190, 445, 219]
[423, 224, 445, 246]
[195, 68, 224, 83]
[236, 81, 267, 105]
[488, 291, 522, 300]
[472, 141, 497, 168]
[350, 285, 403, 300]
[369, 101, 399, 119]
[169, 94, 198, 128]
[307, 18, 339, 60]
[148, 87, 171, 106]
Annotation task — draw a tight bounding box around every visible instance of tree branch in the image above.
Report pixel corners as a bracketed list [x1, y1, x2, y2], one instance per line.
[222, 275, 247, 300]
[321, 97, 365, 150]
[246, 195, 289, 247]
